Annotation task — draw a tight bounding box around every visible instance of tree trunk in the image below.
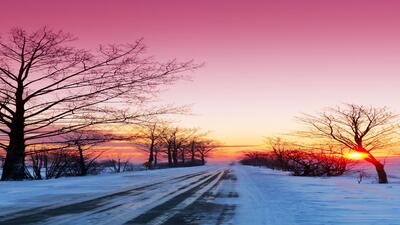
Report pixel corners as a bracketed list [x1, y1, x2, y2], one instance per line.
[172, 148, 178, 166]
[167, 145, 172, 167]
[1, 98, 26, 180]
[365, 153, 388, 184]
[191, 152, 195, 164]
[31, 154, 42, 180]
[117, 159, 121, 173]
[181, 150, 185, 165]
[78, 146, 87, 176]
[374, 163, 388, 184]
[154, 150, 158, 167]
[190, 141, 195, 164]
[44, 154, 48, 179]
[148, 139, 154, 169]
[201, 155, 205, 165]
[1, 142, 26, 180]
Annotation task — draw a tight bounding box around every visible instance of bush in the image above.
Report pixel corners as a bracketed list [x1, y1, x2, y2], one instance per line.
[240, 149, 349, 177]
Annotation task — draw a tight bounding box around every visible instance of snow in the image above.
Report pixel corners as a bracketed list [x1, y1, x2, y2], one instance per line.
[2, 160, 400, 224]
[233, 164, 400, 225]
[38, 169, 224, 225]
[0, 165, 218, 217]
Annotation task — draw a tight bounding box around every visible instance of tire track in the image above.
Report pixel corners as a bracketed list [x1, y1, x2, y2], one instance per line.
[160, 169, 237, 225]
[125, 169, 226, 225]
[0, 170, 215, 225]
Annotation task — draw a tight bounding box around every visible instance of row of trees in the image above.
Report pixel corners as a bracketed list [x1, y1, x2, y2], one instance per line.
[0, 27, 201, 180]
[241, 139, 350, 177]
[244, 104, 397, 184]
[18, 123, 219, 179]
[140, 123, 217, 169]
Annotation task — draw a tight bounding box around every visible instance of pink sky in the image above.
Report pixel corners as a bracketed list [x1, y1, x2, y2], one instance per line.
[2, 0, 400, 156]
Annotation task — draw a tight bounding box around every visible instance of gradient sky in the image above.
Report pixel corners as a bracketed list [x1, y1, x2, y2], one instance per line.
[2, 0, 400, 157]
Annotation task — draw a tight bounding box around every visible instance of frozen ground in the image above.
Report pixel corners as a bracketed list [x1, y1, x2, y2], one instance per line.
[1, 161, 400, 225]
[233, 164, 400, 225]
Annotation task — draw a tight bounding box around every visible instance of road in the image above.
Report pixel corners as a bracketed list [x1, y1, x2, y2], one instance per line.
[0, 167, 237, 225]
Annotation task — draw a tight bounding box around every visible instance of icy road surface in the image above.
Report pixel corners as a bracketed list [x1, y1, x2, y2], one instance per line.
[0, 167, 234, 225]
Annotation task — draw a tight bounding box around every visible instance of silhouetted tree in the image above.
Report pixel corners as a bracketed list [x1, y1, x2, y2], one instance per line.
[62, 130, 111, 176]
[161, 127, 178, 167]
[105, 156, 131, 173]
[196, 139, 217, 165]
[140, 122, 166, 168]
[242, 138, 350, 176]
[29, 149, 45, 179]
[186, 129, 208, 164]
[177, 128, 198, 165]
[299, 104, 397, 183]
[0, 27, 196, 180]
[42, 150, 70, 179]
[160, 127, 186, 166]
[189, 140, 197, 164]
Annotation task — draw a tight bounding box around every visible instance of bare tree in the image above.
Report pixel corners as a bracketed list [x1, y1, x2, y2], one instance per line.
[242, 138, 350, 176]
[29, 149, 45, 179]
[62, 130, 113, 176]
[186, 129, 208, 165]
[106, 157, 131, 173]
[27, 148, 84, 179]
[298, 104, 397, 183]
[189, 140, 197, 164]
[196, 139, 217, 165]
[42, 150, 68, 179]
[145, 126, 213, 168]
[0, 27, 197, 180]
[160, 127, 199, 166]
[161, 127, 183, 167]
[269, 138, 293, 170]
[177, 128, 198, 165]
[140, 122, 166, 169]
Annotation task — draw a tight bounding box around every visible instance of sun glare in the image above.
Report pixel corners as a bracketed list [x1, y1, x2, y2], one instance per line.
[345, 152, 367, 160]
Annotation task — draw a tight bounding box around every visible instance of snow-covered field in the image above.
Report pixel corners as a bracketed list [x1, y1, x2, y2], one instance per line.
[1, 161, 400, 225]
[233, 164, 400, 225]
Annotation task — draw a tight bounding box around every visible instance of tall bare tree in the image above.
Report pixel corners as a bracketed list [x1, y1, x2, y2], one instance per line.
[196, 139, 217, 165]
[177, 128, 198, 165]
[0, 27, 197, 180]
[140, 122, 166, 168]
[161, 127, 186, 167]
[299, 104, 397, 183]
[189, 140, 197, 164]
[186, 129, 207, 164]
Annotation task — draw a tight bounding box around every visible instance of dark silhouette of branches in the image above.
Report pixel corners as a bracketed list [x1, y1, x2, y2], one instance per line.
[139, 123, 216, 168]
[297, 104, 398, 183]
[0, 27, 198, 180]
[241, 138, 350, 177]
[196, 139, 218, 165]
[139, 121, 167, 169]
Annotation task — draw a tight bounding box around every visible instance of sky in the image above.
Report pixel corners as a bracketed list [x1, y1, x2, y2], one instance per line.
[2, 0, 400, 159]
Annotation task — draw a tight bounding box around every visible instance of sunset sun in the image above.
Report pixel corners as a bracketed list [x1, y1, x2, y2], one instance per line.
[345, 152, 367, 160]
